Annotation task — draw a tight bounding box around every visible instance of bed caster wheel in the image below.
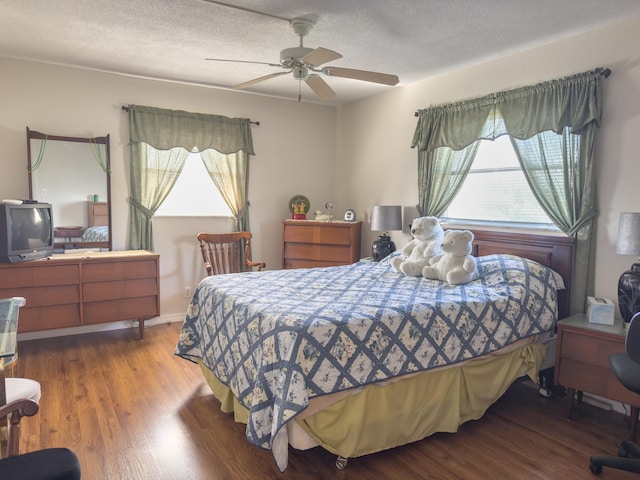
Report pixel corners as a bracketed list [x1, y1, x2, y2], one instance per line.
[589, 460, 602, 474]
[335, 456, 348, 470]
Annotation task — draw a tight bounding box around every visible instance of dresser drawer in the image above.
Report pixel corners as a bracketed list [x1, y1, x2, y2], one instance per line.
[0, 264, 79, 288]
[18, 304, 81, 332]
[0, 285, 79, 307]
[83, 278, 158, 302]
[83, 297, 159, 324]
[83, 259, 158, 282]
[283, 224, 354, 245]
[91, 203, 108, 216]
[283, 243, 353, 263]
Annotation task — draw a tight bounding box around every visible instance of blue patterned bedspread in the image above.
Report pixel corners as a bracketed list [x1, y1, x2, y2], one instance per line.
[80, 226, 109, 242]
[175, 253, 560, 471]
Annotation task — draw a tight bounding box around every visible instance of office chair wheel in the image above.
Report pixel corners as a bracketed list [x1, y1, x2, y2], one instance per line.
[589, 460, 602, 474]
[589, 460, 603, 474]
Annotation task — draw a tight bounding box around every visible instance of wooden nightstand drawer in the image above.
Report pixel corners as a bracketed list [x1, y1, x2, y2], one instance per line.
[560, 331, 623, 367]
[557, 358, 618, 396]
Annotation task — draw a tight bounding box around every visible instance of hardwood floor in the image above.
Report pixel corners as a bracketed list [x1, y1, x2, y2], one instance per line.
[11, 322, 640, 479]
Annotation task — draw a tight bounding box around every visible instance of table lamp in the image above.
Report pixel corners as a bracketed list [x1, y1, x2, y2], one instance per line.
[371, 205, 402, 261]
[616, 212, 640, 325]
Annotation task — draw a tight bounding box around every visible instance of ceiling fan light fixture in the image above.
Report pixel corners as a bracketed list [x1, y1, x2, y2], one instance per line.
[293, 65, 309, 81]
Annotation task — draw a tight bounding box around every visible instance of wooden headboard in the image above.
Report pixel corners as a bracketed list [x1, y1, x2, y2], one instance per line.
[470, 229, 574, 319]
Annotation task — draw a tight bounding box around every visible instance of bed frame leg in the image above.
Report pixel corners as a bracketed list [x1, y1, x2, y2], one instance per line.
[538, 367, 554, 398]
[336, 456, 348, 470]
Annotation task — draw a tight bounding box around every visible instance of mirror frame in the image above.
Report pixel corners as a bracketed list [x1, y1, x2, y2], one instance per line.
[26, 127, 112, 251]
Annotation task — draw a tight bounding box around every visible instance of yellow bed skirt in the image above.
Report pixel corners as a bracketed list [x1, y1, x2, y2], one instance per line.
[198, 342, 546, 459]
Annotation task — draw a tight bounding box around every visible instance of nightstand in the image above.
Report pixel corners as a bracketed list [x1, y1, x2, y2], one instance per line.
[555, 314, 640, 440]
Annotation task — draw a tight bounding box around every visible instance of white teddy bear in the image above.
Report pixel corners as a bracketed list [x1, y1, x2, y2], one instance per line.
[422, 229, 479, 285]
[391, 216, 444, 277]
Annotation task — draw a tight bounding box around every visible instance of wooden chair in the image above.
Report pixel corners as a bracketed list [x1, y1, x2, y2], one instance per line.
[1, 297, 42, 457]
[1, 398, 39, 457]
[197, 232, 266, 275]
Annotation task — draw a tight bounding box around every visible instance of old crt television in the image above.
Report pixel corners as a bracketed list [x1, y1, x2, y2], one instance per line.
[0, 202, 54, 263]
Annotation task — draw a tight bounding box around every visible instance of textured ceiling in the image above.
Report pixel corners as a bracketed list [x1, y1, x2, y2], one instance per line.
[1, 0, 640, 105]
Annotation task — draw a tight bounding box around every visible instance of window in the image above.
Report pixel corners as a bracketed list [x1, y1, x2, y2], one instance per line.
[155, 150, 232, 217]
[443, 135, 557, 229]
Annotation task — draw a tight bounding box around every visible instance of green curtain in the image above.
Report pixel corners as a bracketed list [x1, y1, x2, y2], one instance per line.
[129, 144, 189, 250]
[417, 143, 479, 216]
[200, 149, 251, 232]
[511, 128, 599, 315]
[411, 69, 606, 315]
[127, 104, 255, 250]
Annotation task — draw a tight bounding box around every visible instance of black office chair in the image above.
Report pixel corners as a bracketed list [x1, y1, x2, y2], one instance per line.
[590, 311, 640, 475]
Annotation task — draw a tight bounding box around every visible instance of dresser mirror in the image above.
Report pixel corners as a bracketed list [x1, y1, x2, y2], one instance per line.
[26, 127, 112, 251]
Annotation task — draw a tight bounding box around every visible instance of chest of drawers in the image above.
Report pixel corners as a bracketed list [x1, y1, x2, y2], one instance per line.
[0, 250, 159, 339]
[282, 220, 361, 269]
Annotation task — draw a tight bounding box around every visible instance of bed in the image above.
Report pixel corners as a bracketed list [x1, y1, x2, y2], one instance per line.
[175, 229, 574, 471]
[79, 201, 110, 245]
[80, 225, 109, 242]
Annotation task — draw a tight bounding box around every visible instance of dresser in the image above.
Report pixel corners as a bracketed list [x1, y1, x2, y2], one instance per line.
[0, 250, 159, 339]
[88, 201, 109, 226]
[555, 314, 640, 439]
[282, 220, 361, 269]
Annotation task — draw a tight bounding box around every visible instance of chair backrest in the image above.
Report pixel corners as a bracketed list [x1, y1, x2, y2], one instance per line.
[197, 232, 265, 276]
[626, 312, 640, 364]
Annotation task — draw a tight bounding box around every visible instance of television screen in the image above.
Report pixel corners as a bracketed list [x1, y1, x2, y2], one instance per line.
[10, 207, 52, 250]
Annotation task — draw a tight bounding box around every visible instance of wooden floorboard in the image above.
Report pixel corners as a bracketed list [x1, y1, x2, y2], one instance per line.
[10, 322, 640, 479]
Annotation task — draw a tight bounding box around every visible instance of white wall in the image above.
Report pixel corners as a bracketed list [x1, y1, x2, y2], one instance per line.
[338, 15, 640, 318]
[0, 58, 338, 321]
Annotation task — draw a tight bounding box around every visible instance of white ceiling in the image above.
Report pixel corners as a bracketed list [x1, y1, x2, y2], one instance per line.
[2, 1, 640, 105]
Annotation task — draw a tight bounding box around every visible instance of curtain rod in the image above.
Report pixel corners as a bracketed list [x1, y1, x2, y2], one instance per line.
[413, 67, 612, 117]
[120, 106, 260, 125]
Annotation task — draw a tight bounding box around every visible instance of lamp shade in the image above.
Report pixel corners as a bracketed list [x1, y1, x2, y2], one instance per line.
[616, 212, 640, 324]
[371, 205, 402, 232]
[616, 212, 640, 256]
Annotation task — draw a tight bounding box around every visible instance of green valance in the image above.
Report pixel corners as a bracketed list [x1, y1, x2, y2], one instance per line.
[127, 104, 255, 155]
[411, 69, 606, 153]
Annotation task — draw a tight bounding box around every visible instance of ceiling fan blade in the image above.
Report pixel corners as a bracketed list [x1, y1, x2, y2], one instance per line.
[305, 74, 336, 100]
[233, 71, 290, 90]
[322, 67, 399, 86]
[301, 47, 342, 67]
[206, 58, 281, 68]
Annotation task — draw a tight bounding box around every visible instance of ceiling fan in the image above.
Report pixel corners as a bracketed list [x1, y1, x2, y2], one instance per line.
[206, 17, 400, 101]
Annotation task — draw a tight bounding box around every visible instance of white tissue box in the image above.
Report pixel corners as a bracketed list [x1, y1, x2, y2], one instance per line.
[587, 296, 615, 325]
